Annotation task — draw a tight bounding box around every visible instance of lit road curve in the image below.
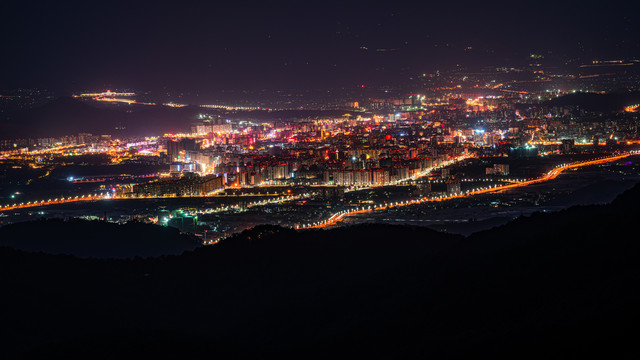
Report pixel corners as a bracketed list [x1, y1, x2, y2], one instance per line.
[0, 153, 630, 214]
[0, 190, 308, 213]
[298, 152, 635, 230]
[0, 194, 106, 211]
[0, 155, 473, 212]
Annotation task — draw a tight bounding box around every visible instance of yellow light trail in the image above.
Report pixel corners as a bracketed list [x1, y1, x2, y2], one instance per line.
[0, 194, 105, 211]
[0, 189, 296, 212]
[625, 104, 639, 113]
[0, 154, 633, 221]
[298, 152, 634, 230]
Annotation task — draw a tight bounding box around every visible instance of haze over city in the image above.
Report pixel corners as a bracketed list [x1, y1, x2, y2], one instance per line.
[3, 1, 640, 91]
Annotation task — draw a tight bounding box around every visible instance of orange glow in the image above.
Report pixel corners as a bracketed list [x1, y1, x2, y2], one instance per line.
[624, 104, 639, 113]
[299, 153, 633, 230]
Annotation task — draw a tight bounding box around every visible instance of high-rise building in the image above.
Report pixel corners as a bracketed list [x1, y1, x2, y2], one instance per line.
[447, 179, 461, 194]
[561, 139, 575, 154]
[133, 174, 224, 196]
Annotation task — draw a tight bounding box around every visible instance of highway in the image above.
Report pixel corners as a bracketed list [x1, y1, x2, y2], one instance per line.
[0, 190, 306, 213]
[0, 153, 634, 221]
[297, 152, 635, 230]
[0, 155, 471, 212]
[0, 194, 106, 211]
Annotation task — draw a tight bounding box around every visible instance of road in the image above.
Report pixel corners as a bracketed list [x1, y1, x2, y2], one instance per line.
[0, 155, 471, 212]
[0, 153, 633, 220]
[298, 152, 634, 230]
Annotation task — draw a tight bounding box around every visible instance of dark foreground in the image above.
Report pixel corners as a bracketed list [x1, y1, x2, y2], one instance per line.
[3, 184, 640, 359]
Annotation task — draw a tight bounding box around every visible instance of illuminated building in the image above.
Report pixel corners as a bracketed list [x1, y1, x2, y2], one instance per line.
[417, 182, 431, 196]
[191, 123, 233, 135]
[446, 179, 461, 194]
[166, 138, 200, 161]
[486, 164, 509, 175]
[133, 174, 224, 196]
[331, 169, 391, 186]
[561, 139, 575, 154]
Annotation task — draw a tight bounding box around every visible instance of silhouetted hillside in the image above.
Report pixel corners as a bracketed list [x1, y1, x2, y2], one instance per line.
[538, 91, 640, 113]
[2, 183, 640, 358]
[0, 97, 370, 139]
[0, 218, 201, 258]
[0, 97, 201, 138]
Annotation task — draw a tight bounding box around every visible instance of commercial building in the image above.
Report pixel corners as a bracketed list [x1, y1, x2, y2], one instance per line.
[133, 174, 224, 196]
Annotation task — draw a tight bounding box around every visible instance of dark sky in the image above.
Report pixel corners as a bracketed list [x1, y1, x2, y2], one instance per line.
[2, 0, 639, 93]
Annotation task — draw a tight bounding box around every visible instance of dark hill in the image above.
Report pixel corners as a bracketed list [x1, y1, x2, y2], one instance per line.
[0, 97, 370, 140]
[0, 96, 372, 139]
[0, 97, 201, 138]
[0, 218, 201, 258]
[2, 184, 640, 358]
[0, 97, 115, 138]
[536, 91, 640, 113]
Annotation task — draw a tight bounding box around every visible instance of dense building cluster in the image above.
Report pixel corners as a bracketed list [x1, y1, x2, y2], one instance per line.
[121, 174, 224, 197]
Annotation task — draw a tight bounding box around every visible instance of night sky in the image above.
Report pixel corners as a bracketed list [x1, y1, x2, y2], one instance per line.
[2, 0, 639, 92]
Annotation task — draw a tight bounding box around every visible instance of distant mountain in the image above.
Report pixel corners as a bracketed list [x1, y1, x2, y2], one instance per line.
[0, 218, 201, 258]
[2, 183, 640, 358]
[0, 97, 367, 139]
[537, 91, 640, 113]
[0, 97, 201, 139]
